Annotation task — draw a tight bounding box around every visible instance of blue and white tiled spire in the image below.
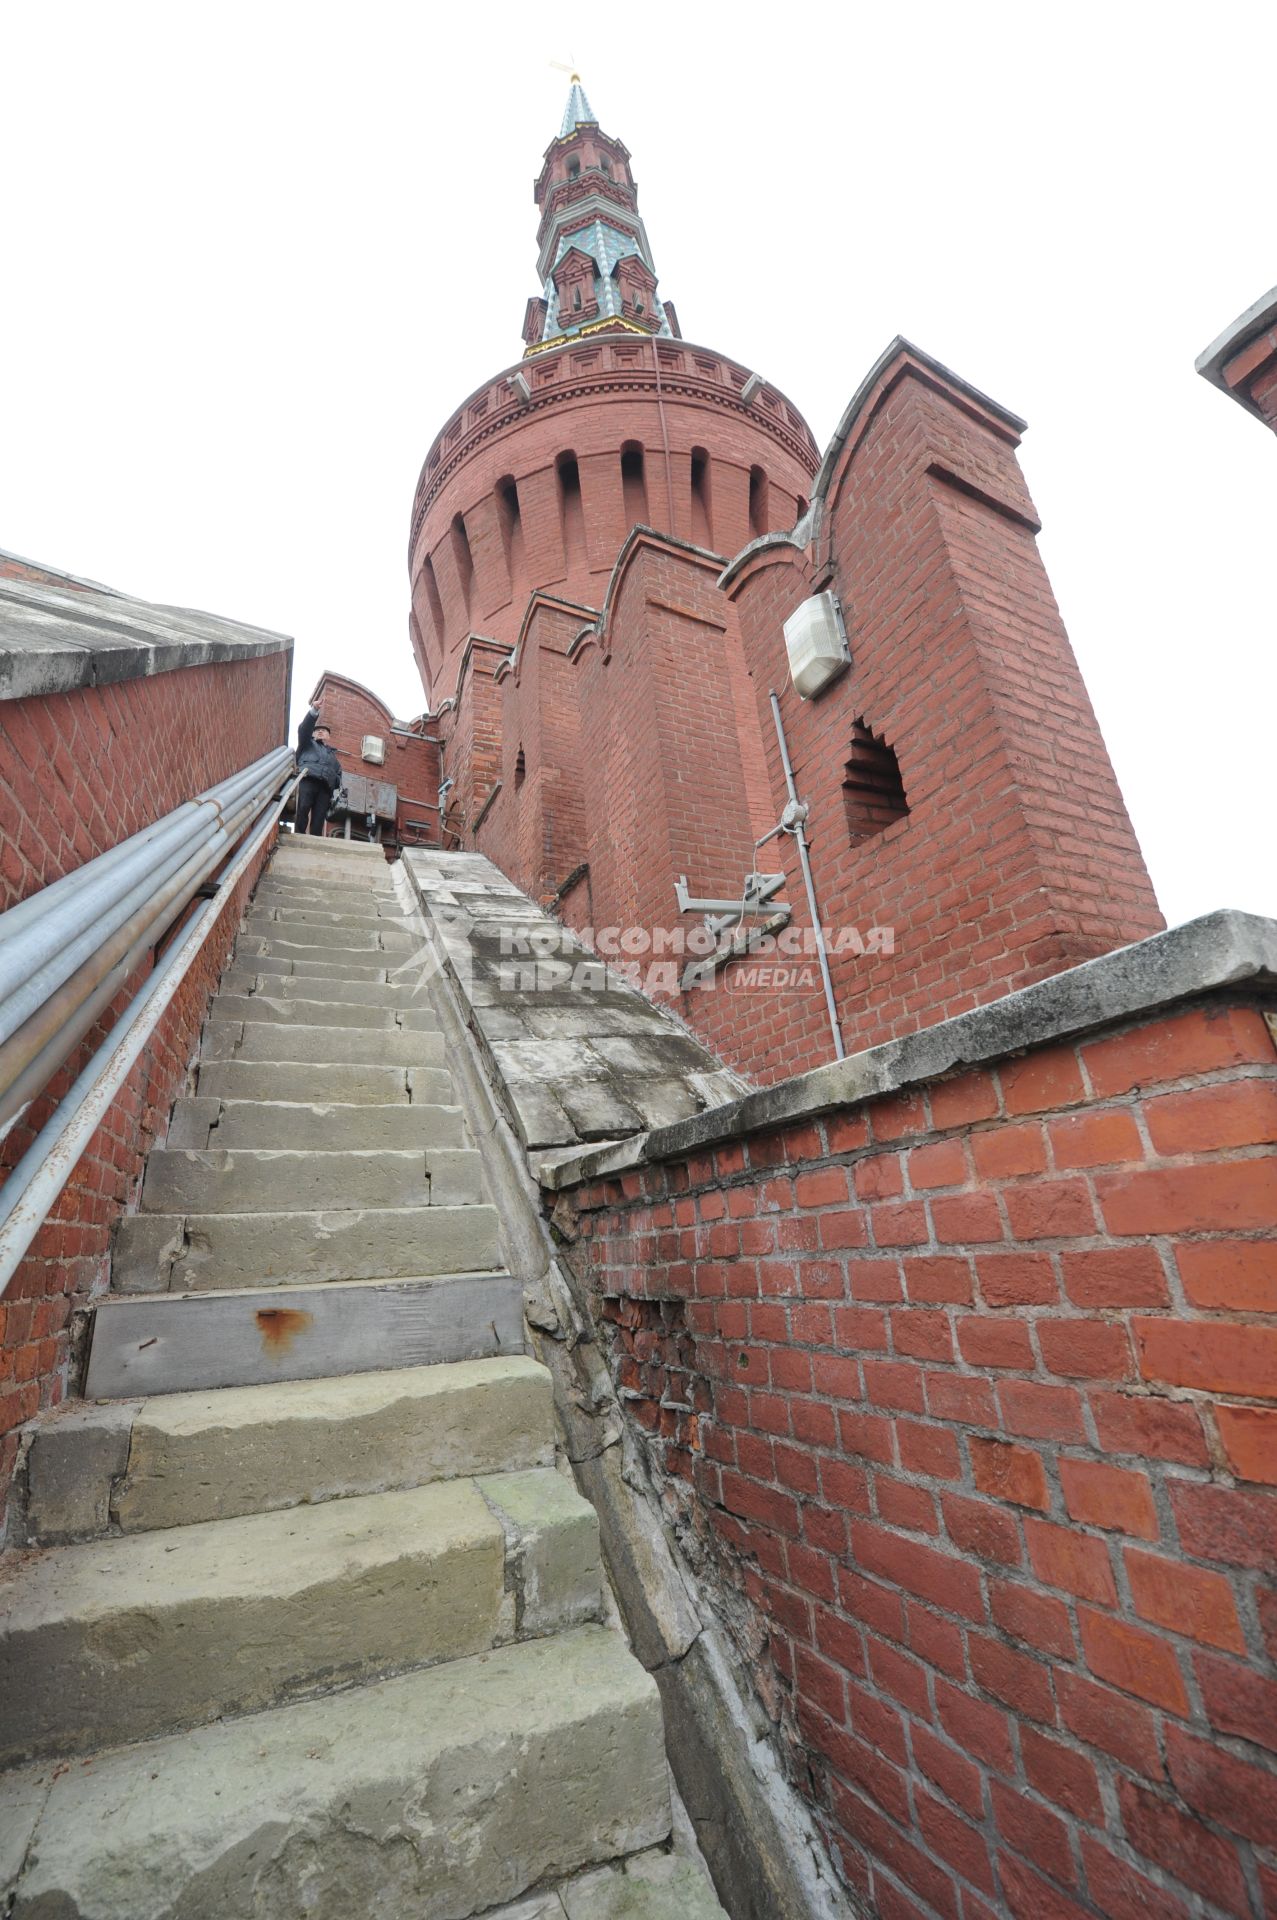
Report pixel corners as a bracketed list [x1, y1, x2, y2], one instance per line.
[559, 77, 596, 138]
[524, 82, 678, 355]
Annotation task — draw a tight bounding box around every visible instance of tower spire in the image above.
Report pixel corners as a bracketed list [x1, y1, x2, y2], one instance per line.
[523, 86, 679, 355]
[559, 76, 596, 137]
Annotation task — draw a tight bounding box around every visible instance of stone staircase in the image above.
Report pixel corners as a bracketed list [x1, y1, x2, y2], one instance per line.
[0, 834, 726, 1919]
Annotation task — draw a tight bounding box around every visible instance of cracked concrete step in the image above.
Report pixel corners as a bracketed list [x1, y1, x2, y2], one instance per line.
[195, 1058, 454, 1104]
[0, 1467, 600, 1767]
[250, 903, 410, 928]
[201, 1019, 446, 1067]
[235, 940, 399, 983]
[1, 1625, 669, 1920]
[168, 1095, 468, 1150]
[241, 914, 415, 952]
[112, 1198, 502, 1292]
[208, 990, 440, 1031]
[85, 1271, 524, 1395]
[18, 1356, 556, 1542]
[192, 1057, 455, 1104]
[256, 869, 397, 894]
[139, 1146, 484, 1214]
[234, 940, 398, 979]
[251, 871, 391, 890]
[219, 969, 428, 1007]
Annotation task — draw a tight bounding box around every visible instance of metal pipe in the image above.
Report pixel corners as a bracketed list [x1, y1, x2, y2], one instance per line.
[0, 746, 290, 952]
[0, 772, 281, 1123]
[768, 690, 845, 1062]
[0, 778, 297, 1293]
[0, 747, 291, 1011]
[651, 335, 675, 533]
[0, 805, 203, 951]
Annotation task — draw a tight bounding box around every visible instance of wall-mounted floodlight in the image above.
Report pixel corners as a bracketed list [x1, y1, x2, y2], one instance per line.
[782, 591, 851, 698]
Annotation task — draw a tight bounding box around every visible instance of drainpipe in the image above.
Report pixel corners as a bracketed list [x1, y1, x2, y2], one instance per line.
[650, 335, 674, 530]
[769, 690, 845, 1062]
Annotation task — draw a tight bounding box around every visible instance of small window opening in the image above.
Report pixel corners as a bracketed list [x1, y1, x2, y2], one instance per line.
[420, 554, 445, 647]
[600, 158, 611, 177]
[557, 452, 586, 567]
[514, 747, 526, 789]
[496, 475, 526, 590]
[567, 157, 580, 179]
[690, 447, 712, 547]
[572, 285, 582, 311]
[843, 720, 909, 842]
[620, 442, 647, 526]
[748, 465, 770, 540]
[449, 512, 474, 618]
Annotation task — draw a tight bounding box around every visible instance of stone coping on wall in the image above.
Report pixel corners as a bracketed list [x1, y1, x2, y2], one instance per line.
[0, 574, 293, 701]
[540, 910, 1277, 1190]
[401, 848, 748, 1150]
[1196, 285, 1277, 410]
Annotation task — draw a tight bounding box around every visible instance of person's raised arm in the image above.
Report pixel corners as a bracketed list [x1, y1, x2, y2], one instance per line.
[297, 703, 319, 753]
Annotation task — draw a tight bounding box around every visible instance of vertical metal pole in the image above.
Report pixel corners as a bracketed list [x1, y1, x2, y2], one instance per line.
[769, 691, 845, 1062]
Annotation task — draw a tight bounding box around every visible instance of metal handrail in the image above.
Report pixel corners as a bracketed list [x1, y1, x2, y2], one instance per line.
[0, 749, 297, 1293]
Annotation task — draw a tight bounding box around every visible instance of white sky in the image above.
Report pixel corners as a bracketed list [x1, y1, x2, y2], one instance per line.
[3, 1, 1273, 929]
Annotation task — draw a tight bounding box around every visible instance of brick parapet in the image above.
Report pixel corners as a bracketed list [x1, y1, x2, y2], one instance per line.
[408, 335, 818, 708]
[412, 337, 817, 543]
[0, 572, 291, 703]
[541, 912, 1277, 1920]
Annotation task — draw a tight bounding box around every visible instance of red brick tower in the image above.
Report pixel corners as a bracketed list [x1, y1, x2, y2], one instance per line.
[407, 85, 1163, 1084]
[408, 81, 818, 710]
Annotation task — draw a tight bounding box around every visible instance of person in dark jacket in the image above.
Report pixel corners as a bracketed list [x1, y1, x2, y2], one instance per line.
[294, 703, 343, 836]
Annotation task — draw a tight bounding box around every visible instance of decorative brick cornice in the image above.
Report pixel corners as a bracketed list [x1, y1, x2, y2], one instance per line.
[409, 338, 818, 561]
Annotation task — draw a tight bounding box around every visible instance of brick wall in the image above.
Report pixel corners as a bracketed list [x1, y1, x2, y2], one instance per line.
[555, 993, 1277, 1920]
[468, 597, 588, 900]
[719, 345, 1164, 1084]
[308, 671, 440, 850]
[0, 649, 289, 1529]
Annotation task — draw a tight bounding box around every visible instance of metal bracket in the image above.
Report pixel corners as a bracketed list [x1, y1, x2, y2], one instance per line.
[675, 872, 789, 933]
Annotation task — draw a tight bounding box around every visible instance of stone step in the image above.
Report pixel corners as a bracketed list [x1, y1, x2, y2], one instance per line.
[0, 1467, 600, 1767]
[86, 1271, 524, 1396]
[200, 1018, 446, 1067]
[256, 871, 398, 897]
[209, 990, 437, 1031]
[250, 904, 412, 931]
[242, 914, 415, 953]
[112, 1198, 502, 1292]
[2, 1626, 669, 1918]
[220, 969, 426, 1007]
[195, 1058, 453, 1105]
[139, 1146, 484, 1214]
[270, 844, 385, 867]
[272, 843, 390, 874]
[169, 1096, 468, 1150]
[18, 1357, 555, 1542]
[235, 940, 396, 979]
